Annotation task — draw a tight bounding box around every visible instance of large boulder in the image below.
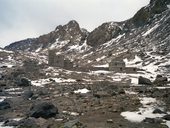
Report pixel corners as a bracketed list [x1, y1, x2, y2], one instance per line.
[138, 76, 152, 85]
[0, 100, 11, 110]
[30, 102, 58, 119]
[17, 77, 31, 87]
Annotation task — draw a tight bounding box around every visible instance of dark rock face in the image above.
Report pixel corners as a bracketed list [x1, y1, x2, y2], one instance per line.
[4, 38, 36, 51]
[129, 0, 170, 27]
[17, 77, 31, 87]
[30, 102, 58, 119]
[87, 22, 121, 46]
[138, 76, 152, 85]
[0, 100, 11, 110]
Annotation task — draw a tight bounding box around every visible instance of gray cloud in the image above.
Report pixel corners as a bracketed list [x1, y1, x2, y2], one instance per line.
[0, 0, 149, 47]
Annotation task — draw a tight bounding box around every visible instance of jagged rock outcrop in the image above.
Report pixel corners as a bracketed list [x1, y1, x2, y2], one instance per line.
[87, 22, 122, 47]
[5, 20, 89, 51]
[4, 38, 36, 51]
[128, 0, 170, 27]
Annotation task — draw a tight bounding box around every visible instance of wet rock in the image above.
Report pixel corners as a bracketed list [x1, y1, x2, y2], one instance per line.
[30, 102, 58, 119]
[17, 77, 31, 87]
[162, 114, 170, 120]
[138, 76, 152, 85]
[0, 100, 11, 110]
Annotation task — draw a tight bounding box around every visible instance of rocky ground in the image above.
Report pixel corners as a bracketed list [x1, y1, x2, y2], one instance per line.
[0, 63, 170, 128]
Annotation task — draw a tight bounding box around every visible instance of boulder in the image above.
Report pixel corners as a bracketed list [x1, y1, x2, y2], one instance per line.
[0, 100, 11, 110]
[30, 102, 58, 119]
[153, 108, 165, 114]
[163, 114, 170, 121]
[138, 76, 152, 85]
[153, 75, 168, 85]
[17, 77, 31, 87]
[22, 90, 34, 100]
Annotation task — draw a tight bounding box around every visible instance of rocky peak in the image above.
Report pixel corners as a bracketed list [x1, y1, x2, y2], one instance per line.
[5, 20, 89, 51]
[127, 0, 170, 27]
[65, 20, 80, 29]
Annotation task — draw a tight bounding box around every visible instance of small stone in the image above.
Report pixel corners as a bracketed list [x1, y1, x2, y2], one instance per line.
[107, 119, 113, 123]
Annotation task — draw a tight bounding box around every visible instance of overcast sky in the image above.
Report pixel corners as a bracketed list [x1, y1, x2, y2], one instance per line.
[0, 0, 150, 48]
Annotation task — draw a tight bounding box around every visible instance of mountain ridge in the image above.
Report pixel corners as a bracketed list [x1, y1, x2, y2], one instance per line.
[4, 0, 170, 51]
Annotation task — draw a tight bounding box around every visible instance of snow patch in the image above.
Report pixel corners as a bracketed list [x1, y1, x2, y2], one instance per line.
[74, 88, 90, 94]
[50, 39, 69, 49]
[35, 45, 42, 52]
[96, 56, 106, 62]
[0, 49, 13, 53]
[121, 97, 165, 123]
[124, 55, 142, 67]
[93, 64, 108, 67]
[62, 111, 79, 116]
[90, 70, 110, 74]
[143, 24, 159, 36]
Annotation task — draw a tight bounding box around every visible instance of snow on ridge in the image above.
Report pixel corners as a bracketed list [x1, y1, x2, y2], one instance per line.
[67, 41, 90, 53]
[0, 49, 13, 53]
[102, 33, 125, 47]
[143, 24, 159, 36]
[50, 39, 69, 49]
[96, 56, 106, 62]
[35, 45, 42, 52]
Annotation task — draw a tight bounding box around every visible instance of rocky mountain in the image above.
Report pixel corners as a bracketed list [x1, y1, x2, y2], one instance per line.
[1, 0, 170, 127]
[5, 20, 88, 52]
